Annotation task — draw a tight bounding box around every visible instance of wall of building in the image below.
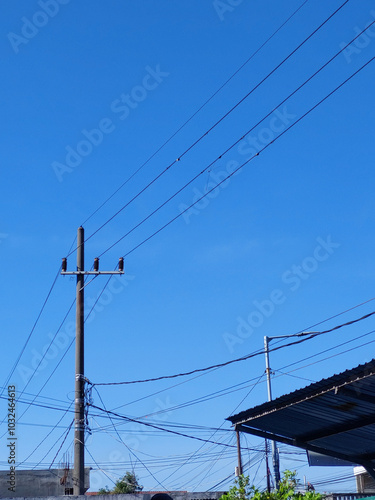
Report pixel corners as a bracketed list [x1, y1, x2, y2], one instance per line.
[0, 491, 225, 500]
[0, 468, 90, 498]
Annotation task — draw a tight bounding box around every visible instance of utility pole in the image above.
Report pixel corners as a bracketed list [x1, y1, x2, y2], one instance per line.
[235, 427, 243, 476]
[265, 439, 271, 493]
[264, 336, 280, 489]
[263, 331, 319, 491]
[61, 226, 124, 495]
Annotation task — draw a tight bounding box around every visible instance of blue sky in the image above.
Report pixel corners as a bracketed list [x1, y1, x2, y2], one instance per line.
[1, 0, 375, 493]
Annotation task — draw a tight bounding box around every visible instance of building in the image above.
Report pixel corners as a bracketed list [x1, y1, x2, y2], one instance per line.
[0, 467, 90, 497]
[354, 467, 375, 494]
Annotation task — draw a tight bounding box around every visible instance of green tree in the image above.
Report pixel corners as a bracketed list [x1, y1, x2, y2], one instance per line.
[220, 471, 323, 500]
[98, 486, 111, 494]
[98, 471, 143, 495]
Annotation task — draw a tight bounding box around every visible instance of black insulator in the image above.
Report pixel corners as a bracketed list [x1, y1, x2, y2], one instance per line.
[94, 258, 99, 272]
[62, 258, 67, 272]
[118, 257, 124, 272]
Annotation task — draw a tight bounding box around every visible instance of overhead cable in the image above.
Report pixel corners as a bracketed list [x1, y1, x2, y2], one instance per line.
[68, 0, 349, 256]
[93, 308, 375, 386]
[80, 0, 310, 229]
[98, 16, 375, 259]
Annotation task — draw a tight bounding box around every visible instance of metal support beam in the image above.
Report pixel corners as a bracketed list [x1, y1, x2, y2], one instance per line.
[299, 414, 375, 442]
[236, 428, 243, 476]
[236, 424, 374, 468]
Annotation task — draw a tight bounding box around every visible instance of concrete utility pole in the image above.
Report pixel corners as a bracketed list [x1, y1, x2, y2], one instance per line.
[263, 331, 319, 490]
[61, 226, 124, 495]
[264, 336, 280, 489]
[236, 428, 243, 476]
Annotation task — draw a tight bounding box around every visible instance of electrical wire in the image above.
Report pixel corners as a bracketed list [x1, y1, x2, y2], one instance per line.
[90, 403, 242, 449]
[80, 0, 310, 229]
[276, 328, 375, 374]
[0, 233, 77, 404]
[85, 446, 116, 486]
[76, 55, 375, 406]
[68, 0, 349, 257]
[18, 401, 74, 466]
[93, 308, 375, 386]
[91, 387, 168, 491]
[97, 17, 375, 259]
[5, 1, 368, 474]
[0, 266, 61, 400]
[270, 296, 375, 350]
[44, 419, 74, 470]
[108, 52, 375, 265]
[7, 328, 374, 424]
[191, 375, 265, 490]
[10, 0, 320, 426]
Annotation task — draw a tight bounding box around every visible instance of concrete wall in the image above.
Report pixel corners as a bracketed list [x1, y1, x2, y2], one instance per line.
[0, 468, 90, 498]
[0, 491, 225, 500]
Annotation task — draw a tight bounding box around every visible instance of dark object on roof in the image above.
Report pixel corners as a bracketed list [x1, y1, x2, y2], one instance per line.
[227, 359, 375, 479]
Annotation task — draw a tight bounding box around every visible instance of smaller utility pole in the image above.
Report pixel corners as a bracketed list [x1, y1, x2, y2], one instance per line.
[265, 440, 271, 493]
[264, 336, 280, 488]
[236, 427, 243, 476]
[61, 226, 124, 495]
[263, 331, 319, 491]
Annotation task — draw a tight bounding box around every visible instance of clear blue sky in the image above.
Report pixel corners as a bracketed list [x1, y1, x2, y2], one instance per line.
[1, 0, 375, 493]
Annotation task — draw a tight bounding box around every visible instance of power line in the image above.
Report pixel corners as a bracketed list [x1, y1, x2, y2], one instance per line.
[93, 308, 375, 386]
[68, 0, 349, 256]
[80, 0, 310, 230]
[0, 393, 73, 414]
[108, 52, 375, 264]
[99, 11, 375, 259]
[28, 11, 370, 435]
[93, 299, 375, 415]
[1, 232, 78, 403]
[90, 403, 245, 449]
[92, 387, 168, 492]
[10, 327, 373, 421]
[18, 402, 74, 466]
[104, 331, 375, 421]
[275, 332, 375, 380]
[48, 419, 74, 470]
[190, 375, 265, 491]
[270, 296, 375, 349]
[0, 266, 61, 400]
[85, 446, 116, 486]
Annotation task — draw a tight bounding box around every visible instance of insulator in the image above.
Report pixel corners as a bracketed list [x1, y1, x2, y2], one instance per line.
[94, 257, 99, 272]
[62, 258, 67, 272]
[118, 257, 124, 272]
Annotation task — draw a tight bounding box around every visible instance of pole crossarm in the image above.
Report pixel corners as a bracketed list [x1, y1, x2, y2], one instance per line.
[61, 271, 124, 275]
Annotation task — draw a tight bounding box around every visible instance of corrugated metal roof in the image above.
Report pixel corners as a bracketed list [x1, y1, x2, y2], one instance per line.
[227, 359, 375, 472]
